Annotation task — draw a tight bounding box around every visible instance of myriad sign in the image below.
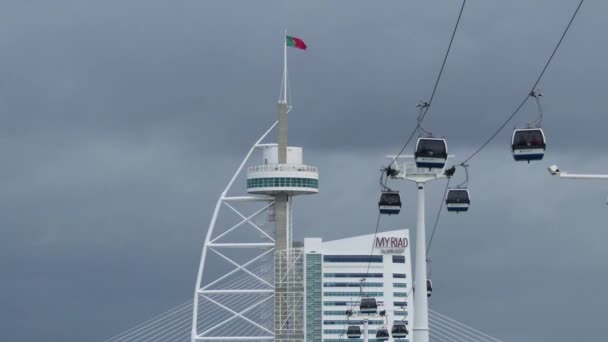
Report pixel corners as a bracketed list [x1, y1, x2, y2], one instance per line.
[374, 237, 408, 254]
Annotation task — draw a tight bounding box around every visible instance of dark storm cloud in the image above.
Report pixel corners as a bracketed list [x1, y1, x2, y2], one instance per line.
[1, 0, 607, 341]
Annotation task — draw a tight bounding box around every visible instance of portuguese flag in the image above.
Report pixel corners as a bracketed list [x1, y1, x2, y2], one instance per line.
[286, 36, 307, 50]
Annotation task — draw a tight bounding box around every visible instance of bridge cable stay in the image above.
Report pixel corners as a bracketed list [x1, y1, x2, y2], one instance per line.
[106, 261, 273, 342]
[111, 292, 247, 342]
[112, 309, 192, 342]
[430, 310, 503, 342]
[104, 239, 274, 342]
[138, 315, 193, 342]
[431, 324, 482, 342]
[430, 314, 501, 342]
[430, 329, 455, 342]
[103, 301, 193, 342]
[431, 324, 480, 342]
[432, 314, 501, 342]
[191, 264, 275, 339]
[430, 317, 491, 342]
[104, 300, 506, 342]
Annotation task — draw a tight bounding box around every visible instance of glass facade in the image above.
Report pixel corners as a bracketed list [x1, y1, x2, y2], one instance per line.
[247, 177, 318, 189]
[305, 231, 412, 342]
[305, 254, 322, 342]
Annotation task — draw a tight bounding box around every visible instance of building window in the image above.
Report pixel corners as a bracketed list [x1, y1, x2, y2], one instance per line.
[323, 282, 383, 288]
[323, 301, 361, 306]
[393, 283, 407, 288]
[394, 292, 408, 297]
[324, 340, 394, 342]
[247, 177, 318, 189]
[394, 301, 408, 307]
[392, 255, 406, 263]
[323, 300, 384, 307]
[324, 320, 385, 325]
[393, 273, 406, 278]
[323, 329, 380, 334]
[323, 292, 383, 297]
[324, 255, 383, 263]
[323, 310, 354, 316]
[324, 273, 383, 278]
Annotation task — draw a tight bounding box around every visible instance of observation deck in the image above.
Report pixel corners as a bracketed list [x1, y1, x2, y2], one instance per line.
[246, 164, 319, 195]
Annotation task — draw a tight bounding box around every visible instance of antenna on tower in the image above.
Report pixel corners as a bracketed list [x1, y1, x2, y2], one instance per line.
[280, 29, 289, 106]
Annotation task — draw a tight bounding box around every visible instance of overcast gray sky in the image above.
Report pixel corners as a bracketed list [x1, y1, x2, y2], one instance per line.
[1, 0, 607, 341]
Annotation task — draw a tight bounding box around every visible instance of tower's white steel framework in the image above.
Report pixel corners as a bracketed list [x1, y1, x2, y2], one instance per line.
[192, 35, 318, 342]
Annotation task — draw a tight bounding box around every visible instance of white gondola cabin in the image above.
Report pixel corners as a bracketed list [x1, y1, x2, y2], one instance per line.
[512, 128, 546, 162]
[446, 189, 470, 212]
[415, 138, 448, 169]
[391, 322, 408, 338]
[379, 191, 401, 215]
[359, 298, 378, 314]
[376, 328, 390, 341]
[347, 325, 361, 338]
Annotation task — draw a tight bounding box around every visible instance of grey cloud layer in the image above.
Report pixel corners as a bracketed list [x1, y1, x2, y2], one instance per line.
[1, 0, 607, 341]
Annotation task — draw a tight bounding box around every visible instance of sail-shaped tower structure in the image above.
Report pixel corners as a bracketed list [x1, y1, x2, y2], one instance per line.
[192, 34, 318, 342]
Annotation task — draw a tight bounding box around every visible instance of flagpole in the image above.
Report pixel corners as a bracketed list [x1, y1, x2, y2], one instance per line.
[282, 29, 288, 104]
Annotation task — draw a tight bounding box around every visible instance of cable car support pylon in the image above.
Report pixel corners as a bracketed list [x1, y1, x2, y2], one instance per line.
[385, 153, 453, 342]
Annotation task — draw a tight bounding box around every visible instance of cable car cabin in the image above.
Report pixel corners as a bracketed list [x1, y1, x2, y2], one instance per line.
[512, 128, 546, 162]
[392, 322, 409, 338]
[427, 279, 433, 298]
[359, 298, 378, 314]
[376, 328, 390, 341]
[379, 191, 401, 215]
[415, 138, 448, 169]
[445, 189, 470, 212]
[347, 325, 361, 339]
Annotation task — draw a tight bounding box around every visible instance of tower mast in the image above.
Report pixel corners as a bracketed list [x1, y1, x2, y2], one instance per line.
[276, 30, 290, 253]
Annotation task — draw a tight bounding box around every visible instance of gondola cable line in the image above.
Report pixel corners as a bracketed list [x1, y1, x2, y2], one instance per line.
[352, 1, 468, 338]
[420, 2, 585, 320]
[459, 0, 585, 165]
[421, 0, 589, 297]
[390, 0, 468, 165]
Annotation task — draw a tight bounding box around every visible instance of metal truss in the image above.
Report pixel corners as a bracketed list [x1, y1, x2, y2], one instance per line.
[192, 122, 279, 342]
[274, 248, 305, 342]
